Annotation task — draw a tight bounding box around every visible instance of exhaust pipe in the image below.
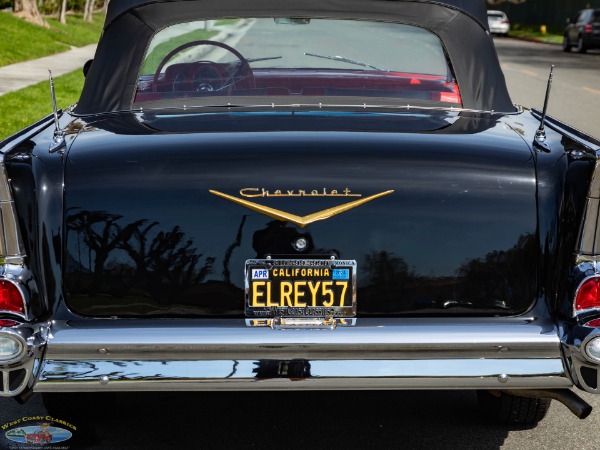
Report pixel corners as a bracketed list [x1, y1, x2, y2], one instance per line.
[506, 389, 593, 419]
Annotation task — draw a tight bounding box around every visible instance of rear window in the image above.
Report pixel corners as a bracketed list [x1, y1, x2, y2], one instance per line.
[133, 18, 461, 108]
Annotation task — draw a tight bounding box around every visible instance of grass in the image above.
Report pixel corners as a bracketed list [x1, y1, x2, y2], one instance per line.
[0, 12, 103, 67]
[0, 19, 246, 139]
[0, 70, 84, 140]
[508, 24, 563, 44]
[45, 13, 104, 47]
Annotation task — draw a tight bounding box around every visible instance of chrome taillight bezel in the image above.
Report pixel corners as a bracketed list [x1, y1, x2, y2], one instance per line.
[573, 275, 600, 318]
[0, 276, 27, 321]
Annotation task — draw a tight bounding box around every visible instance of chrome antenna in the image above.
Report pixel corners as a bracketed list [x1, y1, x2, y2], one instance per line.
[48, 69, 66, 153]
[534, 65, 554, 152]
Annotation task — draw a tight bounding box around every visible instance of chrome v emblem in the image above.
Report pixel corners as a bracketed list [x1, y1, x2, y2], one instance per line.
[209, 189, 394, 228]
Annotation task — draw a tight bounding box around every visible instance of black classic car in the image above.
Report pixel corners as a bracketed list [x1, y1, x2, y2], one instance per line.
[563, 8, 600, 53]
[1, 0, 600, 426]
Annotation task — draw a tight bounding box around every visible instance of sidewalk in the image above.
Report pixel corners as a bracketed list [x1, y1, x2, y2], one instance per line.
[0, 44, 97, 96]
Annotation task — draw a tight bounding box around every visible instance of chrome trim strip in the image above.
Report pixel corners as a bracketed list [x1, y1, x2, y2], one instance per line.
[577, 152, 600, 257]
[0, 164, 25, 260]
[77, 104, 522, 119]
[35, 358, 571, 392]
[530, 109, 600, 151]
[578, 197, 600, 255]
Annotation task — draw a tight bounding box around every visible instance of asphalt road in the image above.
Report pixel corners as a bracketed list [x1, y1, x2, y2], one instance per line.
[1, 388, 599, 450]
[495, 37, 600, 138]
[2, 38, 600, 450]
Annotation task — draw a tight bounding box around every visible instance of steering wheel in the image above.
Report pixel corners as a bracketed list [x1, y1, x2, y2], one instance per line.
[152, 40, 255, 92]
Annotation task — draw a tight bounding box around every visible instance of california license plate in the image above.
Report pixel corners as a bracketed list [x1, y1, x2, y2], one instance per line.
[245, 259, 357, 318]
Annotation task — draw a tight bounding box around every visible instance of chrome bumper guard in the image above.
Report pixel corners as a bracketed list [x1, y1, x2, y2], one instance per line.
[561, 323, 600, 394]
[0, 322, 49, 397]
[34, 317, 573, 392]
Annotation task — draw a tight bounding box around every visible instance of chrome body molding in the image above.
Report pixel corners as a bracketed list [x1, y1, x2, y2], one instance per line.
[0, 163, 26, 263]
[578, 196, 600, 256]
[33, 317, 574, 392]
[576, 144, 600, 257]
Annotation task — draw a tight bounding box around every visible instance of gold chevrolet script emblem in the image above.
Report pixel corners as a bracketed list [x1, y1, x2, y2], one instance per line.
[209, 189, 394, 228]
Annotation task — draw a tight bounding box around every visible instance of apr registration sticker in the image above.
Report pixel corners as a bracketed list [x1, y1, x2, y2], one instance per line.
[251, 268, 269, 280]
[244, 259, 357, 318]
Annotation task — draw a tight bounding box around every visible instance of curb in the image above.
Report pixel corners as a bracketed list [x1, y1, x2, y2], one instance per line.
[506, 35, 562, 46]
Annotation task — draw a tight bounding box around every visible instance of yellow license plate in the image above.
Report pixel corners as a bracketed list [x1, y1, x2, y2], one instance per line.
[245, 259, 356, 318]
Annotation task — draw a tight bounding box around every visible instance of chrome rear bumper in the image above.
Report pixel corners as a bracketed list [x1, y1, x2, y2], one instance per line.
[33, 317, 573, 392]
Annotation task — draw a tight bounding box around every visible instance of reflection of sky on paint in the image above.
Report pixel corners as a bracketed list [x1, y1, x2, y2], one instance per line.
[5, 425, 72, 444]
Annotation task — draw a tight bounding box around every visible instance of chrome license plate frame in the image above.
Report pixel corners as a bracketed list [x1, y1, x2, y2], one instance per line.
[244, 258, 357, 320]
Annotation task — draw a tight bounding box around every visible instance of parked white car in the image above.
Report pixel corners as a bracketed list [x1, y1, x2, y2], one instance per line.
[488, 10, 510, 36]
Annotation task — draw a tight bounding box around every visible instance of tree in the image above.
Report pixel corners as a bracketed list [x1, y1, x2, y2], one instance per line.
[84, 0, 94, 22]
[13, 0, 47, 27]
[57, 0, 68, 24]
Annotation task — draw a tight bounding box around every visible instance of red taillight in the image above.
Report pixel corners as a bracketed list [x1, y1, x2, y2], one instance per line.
[575, 277, 600, 313]
[439, 92, 461, 103]
[0, 280, 24, 315]
[502, 19, 509, 24]
[438, 82, 462, 104]
[585, 24, 593, 33]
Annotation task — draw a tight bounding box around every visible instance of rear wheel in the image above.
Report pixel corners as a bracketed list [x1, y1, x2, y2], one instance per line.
[562, 35, 571, 52]
[477, 390, 551, 426]
[577, 35, 587, 53]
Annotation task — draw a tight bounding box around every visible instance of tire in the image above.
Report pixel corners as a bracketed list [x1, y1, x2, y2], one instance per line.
[577, 35, 587, 53]
[562, 36, 571, 52]
[476, 390, 551, 426]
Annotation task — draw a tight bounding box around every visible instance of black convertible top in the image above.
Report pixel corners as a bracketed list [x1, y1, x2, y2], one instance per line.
[103, 0, 489, 28]
[75, 0, 514, 115]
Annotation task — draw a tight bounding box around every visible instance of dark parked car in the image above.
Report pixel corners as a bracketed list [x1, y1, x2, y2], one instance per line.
[2, 0, 600, 427]
[564, 8, 600, 53]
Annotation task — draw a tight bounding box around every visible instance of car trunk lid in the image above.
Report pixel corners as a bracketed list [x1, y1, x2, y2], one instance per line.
[63, 112, 538, 317]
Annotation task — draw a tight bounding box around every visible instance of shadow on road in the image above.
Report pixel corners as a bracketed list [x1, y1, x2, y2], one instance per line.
[0, 391, 528, 450]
